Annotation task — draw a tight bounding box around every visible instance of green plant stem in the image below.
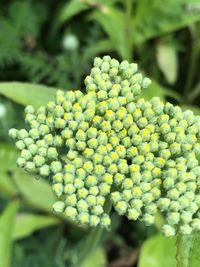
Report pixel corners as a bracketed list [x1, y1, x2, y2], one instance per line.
[73, 199, 112, 267]
[184, 26, 199, 102]
[175, 232, 180, 267]
[125, 0, 133, 61]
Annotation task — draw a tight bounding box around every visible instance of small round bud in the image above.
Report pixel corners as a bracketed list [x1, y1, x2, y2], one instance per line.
[53, 201, 65, 213]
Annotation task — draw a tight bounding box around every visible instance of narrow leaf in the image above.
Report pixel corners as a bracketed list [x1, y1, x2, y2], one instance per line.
[0, 201, 19, 267]
[0, 144, 57, 213]
[80, 247, 107, 267]
[156, 42, 178, 84]
[91, 7, 128, 59]
[57, 0, 89, 24]
[0, 172, 17, 197]
[133, 0, 200, 44]
[13, 171, 57, 213]
[0, 82, 56, 107]
[138, 234, 176, 267]
[141, 80, 166, 100]
[13, 213, 59, 240]
[0, 143, 19, 171]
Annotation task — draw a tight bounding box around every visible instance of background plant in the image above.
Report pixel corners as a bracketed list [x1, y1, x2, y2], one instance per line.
[1, 0, 200, 266]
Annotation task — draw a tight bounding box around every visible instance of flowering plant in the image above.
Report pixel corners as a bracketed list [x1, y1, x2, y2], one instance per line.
[9, 56, 200, 237]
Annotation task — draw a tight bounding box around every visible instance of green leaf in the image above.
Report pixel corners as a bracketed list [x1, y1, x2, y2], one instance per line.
[84, 39, 115, 60]
[141, 80, 166, 100]
[0, 82, 56, 107]
[181, 105, 200, 115]
[0, 144, 57, 213]
[133, 0, 200, 44]
[0, 201, 19, 267]
[142, 80, 182, 102]
[156, 42, 178, 84]
[0, 144, 18, 196]
[91, 7, 128, 59]
[13, 213, 59, 240]
[176, 232, 200, 267]
[80, 247, 107, 267]
[0, 172, 18, 197]
[57, 0, 89, 25]
[138, 234, 176, 267]
[13, 171, 57, 213]
[0, 143, 19, 171]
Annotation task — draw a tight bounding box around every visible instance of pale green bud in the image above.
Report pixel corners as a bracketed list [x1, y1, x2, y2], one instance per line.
[21, 149, 32, 160]
[92, 205, 103, 215]
[39, 164, 50, 176]
[167, 212, 180, 225]
[99, 183, 111, 196]
[77, 188, 89, 199]
[115, 201, 128, 215]
[169, 201, 180, 212]
[77, 199, 88, 212]
[90, 215, 100, 226]
[157, 198, 170, 211]
[86, 195, 96, 206]
[114, 173, 125, 185]
[25, 161, 35, 172]
[142, 214, 154, 225]
[101, 214, 111, 227]
[162, 224, 175, 237]
[52, 183, 63, 197]
[51, 161, 62, 173]
[29, 129, 40, 140]
[47, 147, 58, 159]
[53, 201, 65, 213]
[9, 128, 18, 139]
[65, 206, 77, 220]
[33, 155, 45, 167]
[64, 183, 75, 195]
[128, 208, 140, 220]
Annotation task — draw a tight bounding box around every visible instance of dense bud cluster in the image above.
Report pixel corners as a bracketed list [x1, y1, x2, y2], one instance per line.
[9, 56, 200, 236]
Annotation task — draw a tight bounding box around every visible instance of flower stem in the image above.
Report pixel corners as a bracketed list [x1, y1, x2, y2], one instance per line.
[184, 25, 199, 103]
[125, 0, 133, 61]
[73, 199, 112, 266]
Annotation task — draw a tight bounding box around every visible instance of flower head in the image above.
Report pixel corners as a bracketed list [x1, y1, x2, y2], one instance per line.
[9, 56, 200, 236]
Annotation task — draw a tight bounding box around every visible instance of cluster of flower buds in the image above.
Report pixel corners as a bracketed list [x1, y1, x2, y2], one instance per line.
[9, 56, 200, 236]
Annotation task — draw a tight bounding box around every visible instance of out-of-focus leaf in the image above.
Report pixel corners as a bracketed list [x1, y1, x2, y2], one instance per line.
[176, 232, 200, 267]
[187, 82, 200, 103]
[133, 0, 200, 44]
[138, 234, 176, 267]
[0, 143, 19, 171]
[0, 144, 57, 213]
[142, 80, 182, 102]
[165, 89, 183, 102]
[141, 80, 166, 100]
[0, 82, 56, 107]
[0, 144, 18, 196]
[57, 0, 89, 25]
[0, 172, 17, 197]
[13, 213, 59, 240]
[0, 201, 19, 267]
[84, 39, 114, 60]
[156, 42, 178, 84]
[91, 7, 128, 59]
[80, 247, 107, 267]
[13, 171, 57, 213]
[181, 105, 200, 115]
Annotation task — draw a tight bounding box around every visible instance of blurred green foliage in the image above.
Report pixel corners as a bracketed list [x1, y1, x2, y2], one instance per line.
[1, 0, 200, 266]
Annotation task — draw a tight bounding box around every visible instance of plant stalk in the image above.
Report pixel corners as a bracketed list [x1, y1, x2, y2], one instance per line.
[184, 25, 199, 102]
[125, 0, 133, 61]
[72, 199, 112, 266]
